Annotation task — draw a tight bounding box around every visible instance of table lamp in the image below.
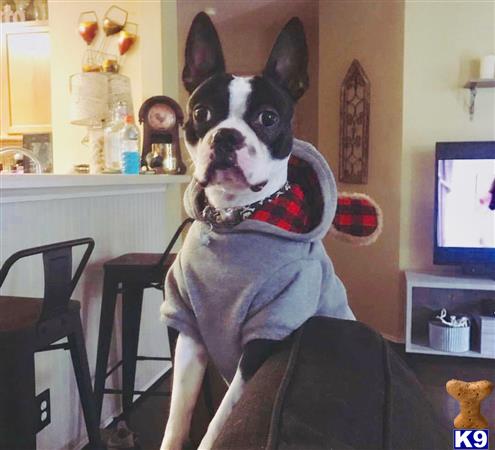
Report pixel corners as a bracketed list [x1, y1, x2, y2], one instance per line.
[69, 72, 133, 173]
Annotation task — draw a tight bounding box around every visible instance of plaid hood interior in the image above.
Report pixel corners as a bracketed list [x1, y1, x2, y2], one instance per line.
[248, 153, 380, 240]
[247, 156, 323, 233]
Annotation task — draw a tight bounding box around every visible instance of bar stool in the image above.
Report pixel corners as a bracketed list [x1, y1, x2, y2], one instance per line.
[0, 238, 103, 450]
[93, 219, 193, 425]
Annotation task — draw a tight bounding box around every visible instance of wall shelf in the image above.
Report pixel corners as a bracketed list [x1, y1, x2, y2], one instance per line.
[463, 79, 495, 120]
[408, 342, 487, 360]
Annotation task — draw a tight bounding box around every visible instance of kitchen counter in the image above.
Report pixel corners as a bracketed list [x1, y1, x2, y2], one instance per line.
[1, 173, 190, 203]
[0, 173, 190, 449]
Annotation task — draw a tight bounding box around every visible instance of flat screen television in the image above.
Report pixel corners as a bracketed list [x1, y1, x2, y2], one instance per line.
[434, 141, 495, 275]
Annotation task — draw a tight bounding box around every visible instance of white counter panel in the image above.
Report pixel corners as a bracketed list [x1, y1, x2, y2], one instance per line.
[0, 177, 189, 449]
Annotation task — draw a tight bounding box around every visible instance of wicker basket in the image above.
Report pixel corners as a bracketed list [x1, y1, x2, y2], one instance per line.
[428, 321, 470, 353]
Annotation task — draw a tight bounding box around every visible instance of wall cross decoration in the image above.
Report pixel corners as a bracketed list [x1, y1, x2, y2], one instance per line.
[339, 59, 370, 184]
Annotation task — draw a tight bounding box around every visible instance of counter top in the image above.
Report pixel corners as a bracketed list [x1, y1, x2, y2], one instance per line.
[0, 173, 190, 189]
[0, 174, 191, 203]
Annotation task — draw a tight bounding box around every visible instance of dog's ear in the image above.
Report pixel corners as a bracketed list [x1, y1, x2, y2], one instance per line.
[183, 12, 226, 94]
[263, 17, 309, 101]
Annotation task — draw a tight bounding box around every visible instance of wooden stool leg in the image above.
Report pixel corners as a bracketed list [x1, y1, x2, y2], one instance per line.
[121, 283, 144, 419]
[68, 317, 103, 449]
[0, 340, 37, 450]
[93, 273, 118, 424]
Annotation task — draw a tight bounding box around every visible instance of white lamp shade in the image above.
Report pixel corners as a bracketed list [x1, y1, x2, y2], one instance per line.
[108, 74, 134, 114]
[69, 73, 133, 126]
[69, 73, 109, 126]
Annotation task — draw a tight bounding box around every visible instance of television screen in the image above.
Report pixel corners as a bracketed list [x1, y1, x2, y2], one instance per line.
[437, 159, 495, 248]
[434, 141, 495, 267]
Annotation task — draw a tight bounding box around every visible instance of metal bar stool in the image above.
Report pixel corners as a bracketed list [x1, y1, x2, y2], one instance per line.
[93, 218, 193, 425]
[0, 238, 103, 450]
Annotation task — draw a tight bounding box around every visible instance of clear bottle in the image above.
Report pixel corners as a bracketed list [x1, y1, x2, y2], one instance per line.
[103, 101, 128, 172]
[120, 115, 141, 175]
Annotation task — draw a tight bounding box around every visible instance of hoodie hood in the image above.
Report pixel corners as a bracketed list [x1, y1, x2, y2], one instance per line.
[183, 138, 338, 242]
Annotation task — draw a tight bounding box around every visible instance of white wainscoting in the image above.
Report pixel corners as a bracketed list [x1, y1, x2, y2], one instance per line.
[0, 176, 189, 450]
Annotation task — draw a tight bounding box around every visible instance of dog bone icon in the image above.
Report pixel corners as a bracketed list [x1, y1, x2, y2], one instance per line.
[446, 379, 493, 429]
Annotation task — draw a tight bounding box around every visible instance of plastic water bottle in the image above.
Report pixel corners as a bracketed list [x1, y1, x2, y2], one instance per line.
[103, 101, 128, 172]
[121, 115, 140, 175]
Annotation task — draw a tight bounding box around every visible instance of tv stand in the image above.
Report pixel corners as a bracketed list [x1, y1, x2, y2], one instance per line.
[405, 271, 495, 360]
[462, 264, 495, 279]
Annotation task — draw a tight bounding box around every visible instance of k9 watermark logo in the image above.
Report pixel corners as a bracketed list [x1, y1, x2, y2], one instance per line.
[453, 429, 489, 449]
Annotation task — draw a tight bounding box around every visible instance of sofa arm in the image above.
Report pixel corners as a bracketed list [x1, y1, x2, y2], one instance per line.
[210, 317, 450, 450]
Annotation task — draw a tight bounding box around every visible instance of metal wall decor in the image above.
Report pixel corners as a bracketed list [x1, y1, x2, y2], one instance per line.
[339, 59, 370, 184]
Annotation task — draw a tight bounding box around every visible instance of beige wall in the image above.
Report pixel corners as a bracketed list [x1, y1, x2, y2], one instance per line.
[177, 0, 319, 146]
[318, 1, 405, 340]
[162, 0, 180, 99]
[48, 0, 165, 173]
[400, 1, 495, 273]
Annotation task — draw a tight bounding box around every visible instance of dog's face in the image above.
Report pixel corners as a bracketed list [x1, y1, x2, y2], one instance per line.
[182, 13, 308, 204]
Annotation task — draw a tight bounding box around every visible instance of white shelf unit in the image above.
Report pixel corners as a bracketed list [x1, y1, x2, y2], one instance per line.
[405, 271, 495, 359]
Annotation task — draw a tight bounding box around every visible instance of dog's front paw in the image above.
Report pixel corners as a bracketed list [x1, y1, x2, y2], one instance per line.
[160, 434, 187, 450]
[197, 441, 212, 450]
[159, 442, 179, 450]
[198, 428, 219, 450]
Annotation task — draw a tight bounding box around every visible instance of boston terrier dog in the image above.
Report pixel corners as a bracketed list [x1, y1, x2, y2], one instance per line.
[160, 12, 354, 450]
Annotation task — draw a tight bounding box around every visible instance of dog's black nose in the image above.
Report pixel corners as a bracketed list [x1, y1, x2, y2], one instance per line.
[212, 128, 244, 153]
[211, 128, 244, 168]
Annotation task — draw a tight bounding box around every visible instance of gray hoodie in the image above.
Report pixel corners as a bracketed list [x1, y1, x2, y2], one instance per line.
[161, 139, 354, 382]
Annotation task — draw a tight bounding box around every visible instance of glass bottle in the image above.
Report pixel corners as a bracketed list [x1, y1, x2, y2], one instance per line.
[103, 101, 128, 172]
[13, 0, 29, 20]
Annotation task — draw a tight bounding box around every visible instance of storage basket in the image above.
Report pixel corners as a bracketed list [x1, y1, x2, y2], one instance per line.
[428, 321, 470, 353]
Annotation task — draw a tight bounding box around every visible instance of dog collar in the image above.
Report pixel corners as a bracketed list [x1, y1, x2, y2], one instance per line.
[202, 182, 291, 228]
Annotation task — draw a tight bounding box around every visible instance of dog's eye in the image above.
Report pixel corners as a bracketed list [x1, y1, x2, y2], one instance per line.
[258, 110, 279, 127]
[193, 106, 211, 123]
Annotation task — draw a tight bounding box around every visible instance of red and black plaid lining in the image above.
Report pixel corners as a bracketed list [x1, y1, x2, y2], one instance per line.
[333, 196, 378, 237]
[250, 184, 309, 232]
[287, 155, 323, 229]
[249, 155, 323, 233]
[248, 154, 379, 238]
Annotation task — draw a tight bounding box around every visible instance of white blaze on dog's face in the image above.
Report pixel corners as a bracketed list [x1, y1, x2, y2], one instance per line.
[182, 12, 309, 208]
